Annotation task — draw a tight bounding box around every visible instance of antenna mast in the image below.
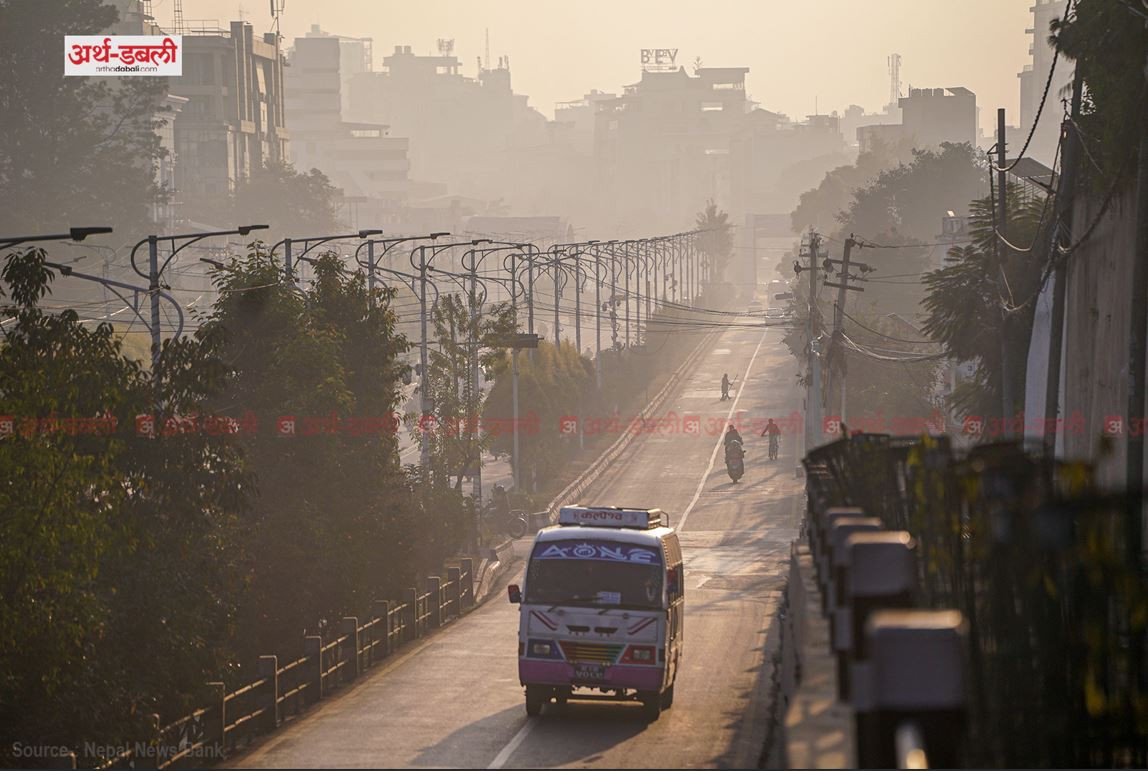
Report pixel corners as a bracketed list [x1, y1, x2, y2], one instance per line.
[887, 53, 902, 109]
[485, 28, 490, 70]
[270, 0, 285, 36]
[172, 0, 184, 34]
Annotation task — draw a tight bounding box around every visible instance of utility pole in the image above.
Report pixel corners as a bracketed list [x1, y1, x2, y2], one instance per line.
[552, 246, 561, 347]
[624, 241, 632, 348]
[1127, 45, 1148, 562]
[824, 236, 867, 425]
[796, 230, 824, 451]
[148, 235, 161, 372]
[419, 246, 431, 467]
[997, 108, 1014, 434]
[1044, 69, 1084, 457]
[593, 245, 602, 388]
[509, 333, 539, 491]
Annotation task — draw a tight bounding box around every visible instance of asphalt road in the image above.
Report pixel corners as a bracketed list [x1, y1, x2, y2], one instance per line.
[232, 321, 803, 769]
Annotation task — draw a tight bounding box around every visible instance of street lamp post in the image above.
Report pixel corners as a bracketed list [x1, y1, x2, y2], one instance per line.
[271, 229, 382, 284]
[0, 226, 114, 251]
[355, 232, 450, 306]
[412, 239, 490, 467]
[131, 225, 268, 371]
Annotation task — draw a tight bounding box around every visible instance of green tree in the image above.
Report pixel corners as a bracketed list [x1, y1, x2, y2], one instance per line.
[0, 0, 169, 233]
[189, 159, 343, 235]
[419, 293, 515, 490]
[921, 184, 1051, 418]
[790, 136, 916, 235]
[198, 246, 461, 663]
[1052, 0, 1148, 180]
[482, 340, 596, 491]
[0, 248, 246, 757]
[695, 200, 733, 280]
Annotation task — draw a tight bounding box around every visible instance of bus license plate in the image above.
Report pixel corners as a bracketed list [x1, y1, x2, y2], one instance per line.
[572, 663, 605, 682]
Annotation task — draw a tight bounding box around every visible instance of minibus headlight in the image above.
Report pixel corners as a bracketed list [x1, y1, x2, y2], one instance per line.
[527, 639, 558, 658]
[621, 644, 657, 664]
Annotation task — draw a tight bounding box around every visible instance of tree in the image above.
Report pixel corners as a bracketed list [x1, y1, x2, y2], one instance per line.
[695, 200, 733, 280]
[1052, 0, 1148, 181]
[418, 293, 515, 490]
[921, 183, 1051, 419]
[188, 160, 343, 235]
[792, 142, 987, 318]
[0, 248, 246, 757]
[482, 339, 596, 491]
[0, 0, 169, 233]
[790, 135, 916, 235]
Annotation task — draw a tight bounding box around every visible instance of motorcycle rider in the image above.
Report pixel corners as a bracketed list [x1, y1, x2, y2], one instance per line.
[761, 418, 781, 459]
[720, 373, 732, 401]
[724, 425, 744, 458]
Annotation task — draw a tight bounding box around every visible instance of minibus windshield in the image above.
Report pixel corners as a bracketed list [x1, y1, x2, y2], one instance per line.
[524, 539, 664, 609]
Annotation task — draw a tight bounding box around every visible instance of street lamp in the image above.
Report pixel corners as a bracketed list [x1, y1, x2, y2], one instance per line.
[129, 225, 269, 370]
[0, 226, 114, 251]
[354, 232, 450, 304]
[411, 239, 491, 467]
[270, 229, 383, 283]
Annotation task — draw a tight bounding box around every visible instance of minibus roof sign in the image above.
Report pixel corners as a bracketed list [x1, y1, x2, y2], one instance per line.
[558, 506, 670, 529]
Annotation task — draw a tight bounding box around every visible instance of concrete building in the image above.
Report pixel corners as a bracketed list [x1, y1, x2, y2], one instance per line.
[554, 90, 617, 157]
[839, 103, 901, 150]
[107, 0, 163, 34]
[165, 22, 289, 202]
[1017, 0, 1072, 168]
[286, 30, 411, 228]
[898, 87, 977, 150]
[730, 110, 849, 220]
[593, 66, 753, 233]
[346, 44, 548, 204]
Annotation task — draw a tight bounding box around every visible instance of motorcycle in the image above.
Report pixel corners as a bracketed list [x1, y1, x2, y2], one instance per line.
[482, 495, 529, 538]
[725, 439, 745, 482]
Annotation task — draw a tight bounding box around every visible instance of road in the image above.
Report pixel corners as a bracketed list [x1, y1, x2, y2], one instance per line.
[232, 320, 803, 769]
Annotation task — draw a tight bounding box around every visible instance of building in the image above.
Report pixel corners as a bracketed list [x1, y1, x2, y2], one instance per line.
[1017, 0, 1072, 168]
[857, 123, 907, 154]
[898, 87, 977, 150]
[839, 103, 901, 151]
[593, 66, 753, 233]
[107, 0, 163, 34]
[346, 43, 549, 204]
[730, 110, 849, 222]
[166, 22, 289, 203]
[554, 90, 617, 157]
[286, 30, 411, 228]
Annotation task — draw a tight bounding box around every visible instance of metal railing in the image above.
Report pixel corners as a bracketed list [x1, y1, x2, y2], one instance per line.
[800, 432, 1148, 768]
[85, 556, 477, 770]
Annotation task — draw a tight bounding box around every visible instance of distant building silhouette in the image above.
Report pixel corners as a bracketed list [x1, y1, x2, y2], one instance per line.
[165, 22, 289, 204]
[1016, 0, 1071, 168]
[346, 45, 549, 204]
[286, 28, 411, 228]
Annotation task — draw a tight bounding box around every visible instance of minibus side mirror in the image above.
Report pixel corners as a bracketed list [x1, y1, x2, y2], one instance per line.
[508, 584, 522, 604]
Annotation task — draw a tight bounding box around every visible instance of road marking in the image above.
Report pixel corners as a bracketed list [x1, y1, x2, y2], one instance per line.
[677, 330, 768, 532]
[487, 720, 535, 769]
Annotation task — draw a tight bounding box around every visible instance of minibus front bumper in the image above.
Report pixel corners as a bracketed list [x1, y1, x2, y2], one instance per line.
[519, 659, 664, 690]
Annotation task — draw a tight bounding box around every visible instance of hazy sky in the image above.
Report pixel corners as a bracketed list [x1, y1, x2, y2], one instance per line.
[170, 0, 1041, 134]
